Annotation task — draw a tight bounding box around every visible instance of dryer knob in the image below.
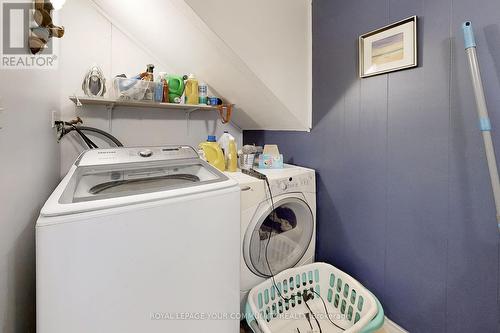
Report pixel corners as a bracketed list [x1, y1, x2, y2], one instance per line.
[280, 182, 287, 191]
[139, 149, 153, 158]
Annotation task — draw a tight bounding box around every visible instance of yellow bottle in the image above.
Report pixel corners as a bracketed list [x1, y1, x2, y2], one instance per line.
[199, 136, 225, 171]
[184, 74, 199, 105]
[227, 139, 238, 172]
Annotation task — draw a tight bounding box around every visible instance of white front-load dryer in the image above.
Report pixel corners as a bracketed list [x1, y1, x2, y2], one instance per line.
[227, 165, 316, 311]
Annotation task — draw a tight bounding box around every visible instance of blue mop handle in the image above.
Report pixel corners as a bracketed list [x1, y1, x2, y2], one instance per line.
[462, 21, 476, 49]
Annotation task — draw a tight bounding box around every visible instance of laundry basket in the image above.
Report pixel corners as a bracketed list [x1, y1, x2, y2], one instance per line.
[255, 233, 301, 270]
[245, 262, 384, 333]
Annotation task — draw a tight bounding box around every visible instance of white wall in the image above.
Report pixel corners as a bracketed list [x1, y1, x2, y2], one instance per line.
[58, 0, 242, 175]
[0, 26, 61, 333]
[0, 2, 308, 330]
[0, 70, 60, 333]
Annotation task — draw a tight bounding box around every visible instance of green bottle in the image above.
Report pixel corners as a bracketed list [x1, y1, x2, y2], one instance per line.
[167, 75, 186, 103]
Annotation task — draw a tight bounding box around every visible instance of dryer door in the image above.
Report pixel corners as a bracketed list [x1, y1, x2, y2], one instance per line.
[244, 196, 314, 277]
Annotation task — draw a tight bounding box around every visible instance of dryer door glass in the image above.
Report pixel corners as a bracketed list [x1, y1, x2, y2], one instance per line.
[248, 197, 314, 277]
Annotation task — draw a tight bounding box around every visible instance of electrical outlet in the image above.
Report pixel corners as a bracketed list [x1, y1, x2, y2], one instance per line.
[51, 110, 56, 128]
[51, 110, 59, 128]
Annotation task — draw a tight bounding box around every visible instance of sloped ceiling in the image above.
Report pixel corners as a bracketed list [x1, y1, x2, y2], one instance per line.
[185, 0, 312, 130]
[91, 0, 311, 131]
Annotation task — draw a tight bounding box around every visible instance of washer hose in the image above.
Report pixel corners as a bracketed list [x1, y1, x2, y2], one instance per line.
[70, 125, 98, 149]
[57, 121, 123, 148]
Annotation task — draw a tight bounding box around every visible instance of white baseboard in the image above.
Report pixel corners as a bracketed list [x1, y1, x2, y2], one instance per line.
[375, 317, 409, 333]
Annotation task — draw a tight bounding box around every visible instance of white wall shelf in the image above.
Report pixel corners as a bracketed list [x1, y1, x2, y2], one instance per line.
[69, 96, 218, 113]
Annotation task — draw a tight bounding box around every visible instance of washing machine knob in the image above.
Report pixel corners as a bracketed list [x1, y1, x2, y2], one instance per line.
[139, 149, 153, 158]
[280, 182, 288, 191]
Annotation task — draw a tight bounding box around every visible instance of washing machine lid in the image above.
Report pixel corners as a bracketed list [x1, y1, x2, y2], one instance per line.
[60, 160, 222, 204]
[40, 146, 236, 217]
[245, 196, 314, 277]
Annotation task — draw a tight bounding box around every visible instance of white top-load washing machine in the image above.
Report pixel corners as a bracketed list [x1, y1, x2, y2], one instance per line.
[226, 165, 316, 311]
[36, 146, 240, 333]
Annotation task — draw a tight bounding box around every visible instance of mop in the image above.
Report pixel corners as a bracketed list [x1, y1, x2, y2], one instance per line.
[462, 21, 500, 232]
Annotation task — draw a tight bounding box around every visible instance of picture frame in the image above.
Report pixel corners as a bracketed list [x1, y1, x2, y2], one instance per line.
[359, 16, 418, 78]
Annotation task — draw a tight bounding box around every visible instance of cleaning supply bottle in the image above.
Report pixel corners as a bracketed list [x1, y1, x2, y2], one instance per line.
[167, 75, 185, 103]
[199, 135, 225, 171]
[158, 72, 169, 103]
[184, 74, 199, 105]
[142, 64, 154, 81]
[162, 78, 169, 103]
[198, 82, 208, 105]
[217, 131, 234, 167]
[142, 64, 155, 101]
[227, 139, 238, 172]
[154, 74, 164, 102]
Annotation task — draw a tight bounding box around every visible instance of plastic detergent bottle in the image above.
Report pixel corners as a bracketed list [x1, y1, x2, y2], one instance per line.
[167, 75, 185, 103]
[199, 136, 225, 171]
[184, 74, 199, 105]
[218, 131, 235, 164]
[227, 139, 238, 172]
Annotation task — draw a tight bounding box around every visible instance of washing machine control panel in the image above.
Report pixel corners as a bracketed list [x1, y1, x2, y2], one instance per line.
[76, 145, 199, 166]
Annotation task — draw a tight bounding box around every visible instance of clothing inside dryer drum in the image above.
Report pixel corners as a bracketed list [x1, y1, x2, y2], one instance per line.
[259, 206, 297, 237]
[248, 200, 314, 277]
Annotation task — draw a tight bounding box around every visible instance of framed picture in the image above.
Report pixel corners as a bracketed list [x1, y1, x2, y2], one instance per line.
[359, 16, 418, 78]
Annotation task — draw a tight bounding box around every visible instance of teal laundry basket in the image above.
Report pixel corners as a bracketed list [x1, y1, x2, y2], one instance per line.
[245, 262, 384, 333]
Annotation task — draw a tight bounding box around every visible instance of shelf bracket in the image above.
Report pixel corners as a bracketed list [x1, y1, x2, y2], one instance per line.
[186, 111, 191, 134]
[74, 95, 83, 107]
[185, 108, 198, 135]
[106, 103, 115, 132]
[105, 103, 116, 112]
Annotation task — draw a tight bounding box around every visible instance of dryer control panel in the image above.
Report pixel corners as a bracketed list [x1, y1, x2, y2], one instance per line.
[270, 173, 315, 195]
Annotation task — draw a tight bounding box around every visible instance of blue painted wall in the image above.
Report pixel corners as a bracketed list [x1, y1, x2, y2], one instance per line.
[244, 0, 500, 331]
